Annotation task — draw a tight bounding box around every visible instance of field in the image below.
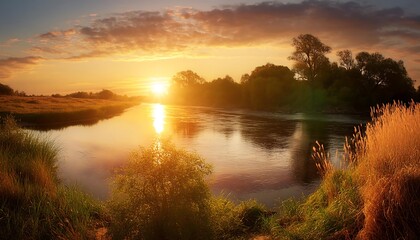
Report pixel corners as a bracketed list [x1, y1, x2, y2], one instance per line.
[0, 96, 140, 129]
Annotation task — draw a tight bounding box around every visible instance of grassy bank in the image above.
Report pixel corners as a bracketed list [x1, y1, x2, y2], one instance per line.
[0, 116, 106, 239]
[0, 96, 140, 129]
[266, 102, 420, 239]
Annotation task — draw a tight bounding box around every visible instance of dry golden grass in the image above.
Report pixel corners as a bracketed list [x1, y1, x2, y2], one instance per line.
[355, 102, 420, 239]
[0, 96, 138, 114]
[357, 102, 420, 182]
[301, 102, 420, 240]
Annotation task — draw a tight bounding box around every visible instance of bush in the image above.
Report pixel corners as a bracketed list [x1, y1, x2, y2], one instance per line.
[108, 141, 213, 240]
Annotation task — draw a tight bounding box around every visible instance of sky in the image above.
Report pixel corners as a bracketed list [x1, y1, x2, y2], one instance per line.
[1, 0, 420, 96]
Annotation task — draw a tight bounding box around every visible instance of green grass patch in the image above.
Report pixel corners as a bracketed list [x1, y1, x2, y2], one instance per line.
[0, 116, 105, 239]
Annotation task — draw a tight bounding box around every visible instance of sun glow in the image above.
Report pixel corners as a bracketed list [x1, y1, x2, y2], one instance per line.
[150, 77, 169, 96]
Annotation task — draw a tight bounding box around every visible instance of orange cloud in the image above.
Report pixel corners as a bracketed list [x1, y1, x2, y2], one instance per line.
[25, 1, 420, 81]
[0, 56, 44, 78]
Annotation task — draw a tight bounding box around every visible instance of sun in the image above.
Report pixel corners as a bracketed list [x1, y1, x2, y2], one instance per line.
[150, 78, 169, 96]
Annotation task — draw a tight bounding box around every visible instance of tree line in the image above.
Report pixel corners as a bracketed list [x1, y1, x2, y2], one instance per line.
[167, 34, 420, 112]
[0, 84, 133, 101]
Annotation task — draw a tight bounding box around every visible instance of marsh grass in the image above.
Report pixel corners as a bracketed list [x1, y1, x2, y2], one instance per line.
[271, 101, 420, 239]
[0, 116, 104, 239]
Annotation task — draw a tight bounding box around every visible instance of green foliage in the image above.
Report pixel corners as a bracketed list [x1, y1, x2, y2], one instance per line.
[108, 141, 213, 240]
[210, 197, 271, 240]
[272, 170, 363, 240]
[0, 116, 104, 239]
[167, 34, 416, 112]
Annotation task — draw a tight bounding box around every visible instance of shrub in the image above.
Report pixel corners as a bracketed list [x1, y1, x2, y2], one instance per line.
[108, 141, 213, 240]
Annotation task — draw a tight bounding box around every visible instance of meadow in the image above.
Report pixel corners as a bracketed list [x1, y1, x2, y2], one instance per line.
[0, 96, 140, 129]
[0, 102, 419, 239]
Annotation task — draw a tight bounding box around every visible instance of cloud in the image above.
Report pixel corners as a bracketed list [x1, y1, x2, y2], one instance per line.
[38, 29, 76, 41]
[58, 1, 419, 56]
[26, 1, 420, 80]
[0, 56, 44, 78]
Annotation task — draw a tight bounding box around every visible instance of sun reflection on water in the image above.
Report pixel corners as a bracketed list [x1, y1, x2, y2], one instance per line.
[152, 104, 165, 134]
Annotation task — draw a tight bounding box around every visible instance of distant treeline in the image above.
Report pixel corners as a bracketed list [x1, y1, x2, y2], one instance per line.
[0, 84, 136, 101]
[167, 34, 420, 113]
[52, 89, 124, 100]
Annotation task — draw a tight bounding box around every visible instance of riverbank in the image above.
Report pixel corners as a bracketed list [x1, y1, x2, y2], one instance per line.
[0, 96, 140, 129]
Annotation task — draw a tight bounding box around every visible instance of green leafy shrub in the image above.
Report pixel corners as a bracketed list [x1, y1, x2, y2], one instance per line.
[108, 141, 213, 240]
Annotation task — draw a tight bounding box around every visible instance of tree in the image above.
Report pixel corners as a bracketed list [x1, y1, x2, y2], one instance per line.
[0, 83, 14, 95]
[337, 50, 355, 70]
[96, 89, 115, 99]
[243, 63, 295, 108]
[205, 75, 241, 106]
[169, 70, 206, 105]
[172, 70, 205, 88]
[289, 34, 331, 82]
[355, 52, 415, 103]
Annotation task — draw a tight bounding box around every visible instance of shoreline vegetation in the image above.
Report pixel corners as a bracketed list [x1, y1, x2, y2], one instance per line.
[1, 102, 419, 239]
[0, 94, 141, 130]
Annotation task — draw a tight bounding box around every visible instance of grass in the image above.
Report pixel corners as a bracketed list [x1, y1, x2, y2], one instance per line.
[268, 101, 420, 239]
[0, 95, 140, 129]
[0, 116, 105, 239]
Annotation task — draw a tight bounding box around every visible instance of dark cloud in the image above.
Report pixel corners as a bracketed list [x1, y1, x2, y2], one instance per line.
[0, 56, 43, 78]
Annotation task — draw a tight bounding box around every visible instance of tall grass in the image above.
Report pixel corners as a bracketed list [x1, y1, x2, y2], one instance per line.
[271, 102, 420, 239]
[0, 116, 104, 239]
[356, 102, 420, 239]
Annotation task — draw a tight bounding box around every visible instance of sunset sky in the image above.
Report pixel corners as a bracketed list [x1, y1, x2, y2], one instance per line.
[1, 0, 420, 96]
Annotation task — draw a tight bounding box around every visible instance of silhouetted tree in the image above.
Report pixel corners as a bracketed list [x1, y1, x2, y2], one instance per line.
[337, 50, 355, 70]
[243, 63, 295, 109]
[289, 34, 331, 82]
[170, 70, 206, 105]
[355, 52, 415, 104]
[96, 89, 115, 99]
[172, 70, 205, 88]
[0, 83, 14, 95]
[204, 75, 241, 106]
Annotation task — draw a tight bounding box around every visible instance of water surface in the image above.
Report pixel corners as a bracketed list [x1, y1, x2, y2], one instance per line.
[40, 103, 366, 207]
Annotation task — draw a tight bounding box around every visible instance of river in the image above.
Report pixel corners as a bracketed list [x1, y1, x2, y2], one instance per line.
[38, 103, 366, 207]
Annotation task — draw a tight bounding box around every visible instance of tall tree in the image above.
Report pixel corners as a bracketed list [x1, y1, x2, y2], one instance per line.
[289, 34, 331, 82]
